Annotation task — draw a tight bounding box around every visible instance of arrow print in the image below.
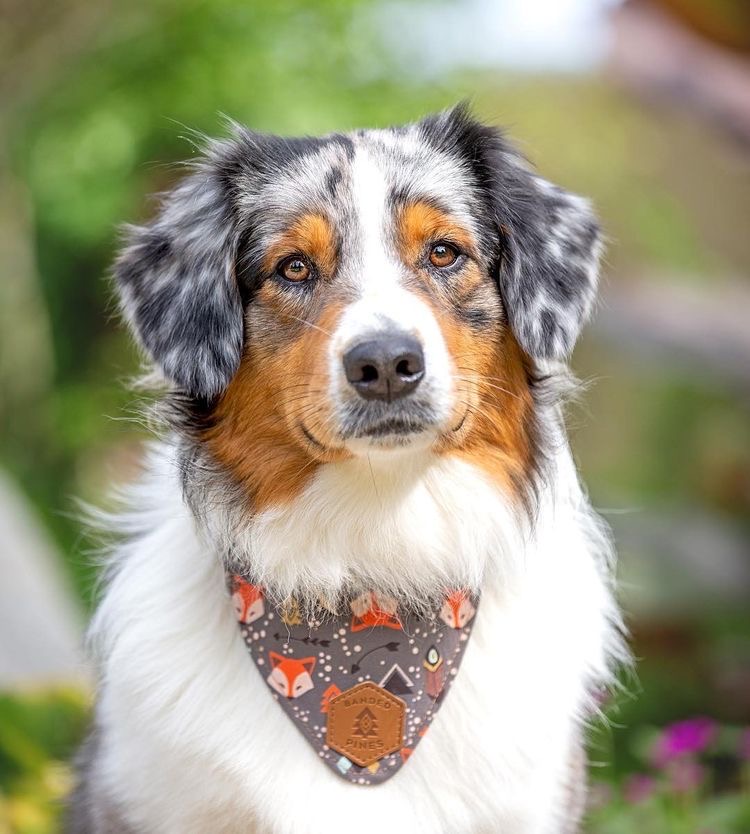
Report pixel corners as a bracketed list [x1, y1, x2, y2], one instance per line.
[351, 641, 400, 673]
[272, 632, 331, 648]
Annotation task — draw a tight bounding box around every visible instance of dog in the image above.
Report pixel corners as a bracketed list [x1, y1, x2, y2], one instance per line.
[67, 104, 625, 834]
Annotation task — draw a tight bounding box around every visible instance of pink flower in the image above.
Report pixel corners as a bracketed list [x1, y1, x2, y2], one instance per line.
[652, 717, 717, 766]
[667, 758, 706, 794]
[739, 727, 750, 761]
[623, 773, 657, 804]
[587, 781, 613, 811]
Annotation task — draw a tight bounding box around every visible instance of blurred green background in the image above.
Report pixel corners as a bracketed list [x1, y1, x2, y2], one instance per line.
[1, 0, 749, 831]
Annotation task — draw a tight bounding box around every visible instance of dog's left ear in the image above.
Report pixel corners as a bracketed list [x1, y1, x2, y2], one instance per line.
[423, 105, 603, 362]
[114, 140, 245, 399]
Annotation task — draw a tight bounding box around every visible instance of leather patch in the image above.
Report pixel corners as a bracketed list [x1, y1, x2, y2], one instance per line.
[326, 682, 405, 767]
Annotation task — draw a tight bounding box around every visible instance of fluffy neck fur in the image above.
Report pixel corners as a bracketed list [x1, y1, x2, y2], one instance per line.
[122, 390, 591, 617]
[217, 448, 526, 611]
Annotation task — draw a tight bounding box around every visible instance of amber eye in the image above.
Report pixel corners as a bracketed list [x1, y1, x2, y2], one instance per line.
[429, 242, 459, 268]
[278, 256, 312, 283]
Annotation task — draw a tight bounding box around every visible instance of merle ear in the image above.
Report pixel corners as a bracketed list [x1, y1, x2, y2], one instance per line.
[115, 142, 244, 398]
[494, 165, 603, 362]
[423, 105, 603, 362]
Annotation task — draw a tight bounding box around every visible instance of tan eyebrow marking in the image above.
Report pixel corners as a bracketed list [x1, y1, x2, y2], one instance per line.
[263, 213, 339, 277]
[396, 201, 476, 264]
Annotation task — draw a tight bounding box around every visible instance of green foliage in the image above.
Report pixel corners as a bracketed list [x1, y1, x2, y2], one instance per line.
[587, 716, 750, 834]
[0, 689, 88, 834]
[589, 792, 750, 834]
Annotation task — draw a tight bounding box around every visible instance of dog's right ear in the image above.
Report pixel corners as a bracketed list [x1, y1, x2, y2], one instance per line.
[421, 104, 603, 363]
[115, 142, 245, 399]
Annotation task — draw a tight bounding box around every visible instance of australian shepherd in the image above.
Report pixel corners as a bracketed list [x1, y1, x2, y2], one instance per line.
[67, 104, 625, 834]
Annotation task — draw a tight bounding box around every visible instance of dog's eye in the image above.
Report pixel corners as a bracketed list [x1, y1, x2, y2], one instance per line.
[278, 256, 312, 283]
[429, 242, 459, 268]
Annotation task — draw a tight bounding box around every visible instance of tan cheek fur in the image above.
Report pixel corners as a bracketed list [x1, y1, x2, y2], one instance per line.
[436, 321, 535, 498]
[205, 273, 348, 515]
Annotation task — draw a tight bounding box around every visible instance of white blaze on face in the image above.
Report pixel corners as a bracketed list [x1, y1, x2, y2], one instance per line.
[328, 144, 455, 446]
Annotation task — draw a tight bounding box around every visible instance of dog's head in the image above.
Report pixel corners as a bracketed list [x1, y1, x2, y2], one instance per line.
[116, 105, 601, 513]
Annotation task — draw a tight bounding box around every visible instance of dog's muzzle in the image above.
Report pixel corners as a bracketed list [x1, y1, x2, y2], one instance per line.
[334, 329, 444, 444]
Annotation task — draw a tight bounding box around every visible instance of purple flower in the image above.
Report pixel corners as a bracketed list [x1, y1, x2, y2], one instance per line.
[623, 773, 657, 804]
[652, 717, 717, 766]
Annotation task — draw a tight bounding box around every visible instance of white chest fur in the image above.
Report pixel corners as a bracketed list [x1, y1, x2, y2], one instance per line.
[90, 443, 620, 834]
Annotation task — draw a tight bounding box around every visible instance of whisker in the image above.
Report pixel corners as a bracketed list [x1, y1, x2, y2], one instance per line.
[455, 398, 497, 426]
[455, 375, 522, 401]
[366, 454, 382, 509]
[284, 314, 333, 337]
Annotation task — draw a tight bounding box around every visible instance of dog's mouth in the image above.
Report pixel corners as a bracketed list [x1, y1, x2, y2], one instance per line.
[300, 417, 430, 452]
[301, 403, 468, 454]
[354, 409, 468, 440]
[353, 417, 428, 439]
[339, 400, 440, 446]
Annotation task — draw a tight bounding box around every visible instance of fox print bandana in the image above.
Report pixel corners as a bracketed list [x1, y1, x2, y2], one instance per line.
[229, 576, 479, 785]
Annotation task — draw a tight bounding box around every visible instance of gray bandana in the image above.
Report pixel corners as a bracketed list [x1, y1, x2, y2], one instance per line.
[229, 576, 479, 786]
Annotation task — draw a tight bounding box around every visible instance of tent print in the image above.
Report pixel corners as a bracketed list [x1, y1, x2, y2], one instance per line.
[379, 663, 414, 696]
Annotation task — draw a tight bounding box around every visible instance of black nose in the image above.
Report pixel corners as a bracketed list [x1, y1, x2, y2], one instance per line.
[343, 335, 425, 401]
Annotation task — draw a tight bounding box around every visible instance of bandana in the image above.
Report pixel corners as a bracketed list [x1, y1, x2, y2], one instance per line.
[229, 575, 479, 786]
